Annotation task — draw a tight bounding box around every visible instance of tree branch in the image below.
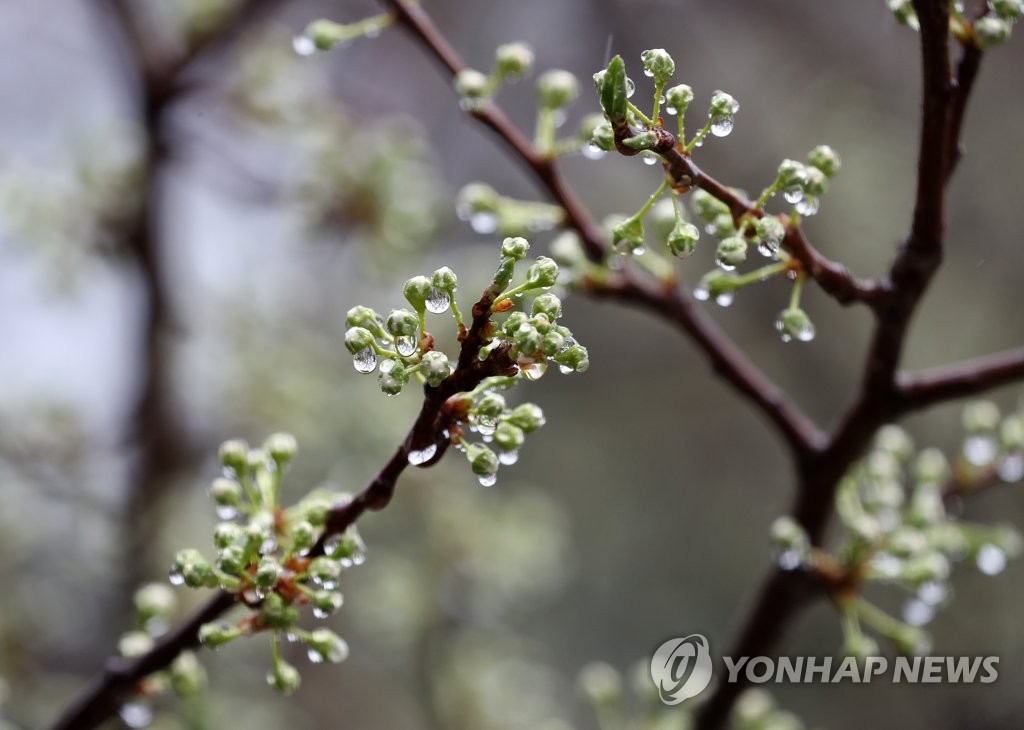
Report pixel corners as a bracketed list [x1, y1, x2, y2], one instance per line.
[896, 346, 1024, 410]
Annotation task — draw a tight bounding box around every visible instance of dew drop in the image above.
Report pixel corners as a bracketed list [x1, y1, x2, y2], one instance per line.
[352, 346, 377, 373]
[307, 648, 325, 664]
[777, 550, 802, 571]
[559, 364, 573, 374]
[475, 416, 497, 436]
[977, 544, 1007, 575]
[714, 256, 736, 272]
[643, 67, 654, 78]
[520, 360, 547, 381]
[714, 292, 734, 307]
[312, 607, 328, 619]
[499, 449, 519, 465]
[478, 473, 498, 487]
[396, 336, 417, 357]
[120, 702, 153, 729]
[425, 289, 451, 314]
[625, 77, 636, 98]
[917, 581, 948, 606]
[963, 435, 997, 466]
[292, 35, 316, 57]
[407, 443, 438, 466]
[380, 358, 396, 374]
[693, 285, 710, 302]
[641, 151, 659, 166]
[216, 504, 238, 521]
[795, 196, 820, 216]
[666, 105, 678, 116]
[168, 569, 185, 586]
[998, 453, 1024, 482]
[902, 598, 935, 627]
[783, 185, 804, 204]
[552, 110, 568, 129]
[260, 537, 278, 555]
[710, 115, 734, 137]
[582, 142, 607, 160]
[469, 211, 498, 234]
[758, 239, 780, 258]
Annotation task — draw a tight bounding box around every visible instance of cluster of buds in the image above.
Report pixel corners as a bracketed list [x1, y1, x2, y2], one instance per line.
[455, 182, 565, 237]
[771, 402, 1024, 658]
[887, 0, 1020, 49]
[171, 434, 361, 695]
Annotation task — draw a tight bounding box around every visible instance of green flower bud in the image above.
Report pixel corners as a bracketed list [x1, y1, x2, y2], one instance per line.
[526, 257, 560, 288]
[716, 236, 748, 268]
[255, 557, 282, 588]
[891, 624, 929, 657]
[777, 159, 809, 188]
[494, 422, 526, 452]
[312, 590, 344, 617]
[648, 198, 677, 241]
[329, 528, 367, 567]
[218, 439, 249, 475]
[501, 236, 531, 260]
[209, 477, 242, 509]
[542, 330, 566, 356]
[268, 657, 301, 695]
[134, 583, 177, 620]
[754, 215, 785, 254]
[531, 293, 562, 321]
[665, 84, 694, 115]
[555, 344, 589, 373]
[454, 68, 490, 100]
[907, 483, 946, 526]
[403, 276, 433, 312]
[913, 447, 949, 484]
[213, 521, 242, 549]
[419, 351, 451, 387]
[640, 48, 675, 86]
[289, 520, 316, 552]
[709, 90, 739, 118]
[963, 400, 1000, 433]
[875, 425, 915, 461]
[888, 526, 927, 558]
[495, 42, 534, 78]
[304, 628, 350, 663]
[172, 549, 215, 589]
[344, 327, 376, 355]
[1000, 415, 1024, 450]
[974, 16, 1012, 49]
[304, 20, 351, 51]
[620, 130, 657, 150]
[264, 432, 297, 468]
[691, 189, 731, 222]
[590, 120, 615, 152]
[432, 266, 458, 293]
[379, 361, 409, 395]
[198, 621, 241, 648]
[507, 403, 546, 432]
[612, 216, 645, 254]
[456, 182, 499, 217]
[667, 220, 700, 258]
[259, 593, 299, 629]
[579, 112, 605, 140]
[695, 270, 739, 303]
[513, 323, 543, 354]
[775, 307, 816, 343]
[170, 651, 207, 697]
[770, 516, 808, 552]
[475, 393, 507, 419]
[216, 544, 247, 575]
[901, 551, 950, 585]
[537, 69, 579, 109]
[119, 631, 154, 658]
[808, 144, 842, 177]
[887, 0, 920, 30]
[466, 443, 499, 476]
[309, 556, 342, 584]
[991, 0, 1023, 18]
[381, 309, 415, 339]
[577, 662, 622, 706]
[804, 166, 829, 197]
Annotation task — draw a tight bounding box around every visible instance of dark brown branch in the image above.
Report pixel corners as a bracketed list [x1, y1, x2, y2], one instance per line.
[379, 0, 823, 457]
[896, 346, 1024, 410]
[48, 284, 515, 730]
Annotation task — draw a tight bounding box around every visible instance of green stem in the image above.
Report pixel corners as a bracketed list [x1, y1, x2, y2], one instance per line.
[651, 82, 665, 122]
[732, 261, 788, 288]
[755, 179, 783, 209]
[466, 375, 519, 399]
[535, 107, 556, 156]
[684, 118, 713, 153]
[852, 597, 911, 640]
[789, 273, 805, 310]
[449, 297, 465, 330]
[636, 179, 669, 219]
[627, 101, 654, 126]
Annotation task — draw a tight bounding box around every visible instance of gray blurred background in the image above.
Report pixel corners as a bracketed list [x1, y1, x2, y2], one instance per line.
[2, 1, 1024, 729]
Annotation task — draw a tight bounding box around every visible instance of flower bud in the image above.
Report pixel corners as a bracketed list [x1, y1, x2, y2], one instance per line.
[507, 403, 546, 432]
[268, 657, 301, 695]
[419, 351, 451, 387]
[691, 189, 731, 222]
[255, 557, 282, 588]
[216, 544, 247, 575]
[501, 236, 531, 260]
[709, 90, 739, 118]
[665, 84, 694, 115]
[962, 400, 1000, 433]
[170, 651, 207, 697]
[807, 144, 842, 177]
[542, 330, 566, 356]
[531, 293, 562, 320]
[526, 257, 560, 288]
[289, 520, 316, 552]
[901, 551, 951, 586]
[770, 516, 808, 552]
[454, 68, 490, 100]
[475, 393, 507, 420]
[777, 159, 809, 188]
[555, 344, 590, 373]
[620, 130, 657, 150]
[134, 583, 177, 620]
[716, 236, 748, 268]
[590, 120, 615, 152]
[775, 307, 816, 343]
[173, 549, 215, 588]
[432, 266, 458, 293]
[309, 556, 342, 583]
[379, 362, 409, 395]
[875, 425, 914, 461]
[991, 0, 1023, 18]
[305, 628, 350, 663]
[888, 526, 927, 558]
[887, 0, 920, 29]
[213, 522, 242, 549]
[1000, 415, 1024, 450]
[313, 590, 344, 616]
[667, 221, 700, 258]
[198, 622, 241, 648]
[640, 48, 675, 86]
[913, 447, 949, 484]
[494, 422, 526, 452]
[456, 182, 499, 217]
[119, 631, 154, 658]
[218, 439, 249, 475]
[259, 592, 299, 629]
[974, 16, 1012, 49]
[513, 323, 543, 354]
[537, 69, 579, 109]
[803, 167, 828, 197]
[344, 327, 375, 355]
[403, 276, 433, 312]
[612, 216, 645, 254]
[495, 42, 534, 78]
[381, 309, 416, 339]
[466, 443, 499, 476]
[264, 432, 297, 468]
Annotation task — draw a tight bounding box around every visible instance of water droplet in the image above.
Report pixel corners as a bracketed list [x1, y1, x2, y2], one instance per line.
[710, 115, 734, 137]
[963, 434, 997, 466]
[396, 336, 417, 357]
[313, 607, 328, 619]
[559, 364, 573, 374]
[425, 289, 451, 314]
[407, 443, 438, 466]
[292, 35, 316, 57]
[795, 197, 819, 216]
[625, 77, 636, 98]
[783, 185, 804, 204]
[714, 256, 736, 272]
[714, 292, 734, 307]
[499, 449, 519, 465]
[469, 211, 498, 234]
[364, 25, 382, 39]
[777, 550, 802, 571]
[902, 598, 935, 627]
[643, 67, 654, 78]
[758, 239, 780, 258]
[380, 358, 396, 374]
[998, 454, 1024, 482]
[475, 416, 497, 436]
[917, 581, 948, 606]
[582, 142, 606, 160]
[977, 544, 1007, 575]
[520, 360, 547, 381]
[216, 504, 238, 520]
[120, 702, 153, 728]
[260, 537, 277, 555]
[353, 347, 377, 374]
[307, 648, 325, 664]
[641, 151, 659, 166]
[693, 285, 710, 301]
[666, 105, 678, 116]
[478, 473, 498, 487]
[870, 553, 902, 578]
[168, 569, 184, 586]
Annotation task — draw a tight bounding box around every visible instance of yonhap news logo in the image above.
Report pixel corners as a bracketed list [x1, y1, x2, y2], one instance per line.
[650, 634, 1000, 705]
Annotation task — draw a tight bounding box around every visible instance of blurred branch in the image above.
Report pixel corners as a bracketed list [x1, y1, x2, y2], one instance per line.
[378, 0, 825, 457]
[896, 347, 1024, 410]
[48, 283, 518, 730]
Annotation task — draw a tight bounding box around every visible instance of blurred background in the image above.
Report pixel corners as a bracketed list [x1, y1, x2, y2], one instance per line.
[2, 1, 1024, 728]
